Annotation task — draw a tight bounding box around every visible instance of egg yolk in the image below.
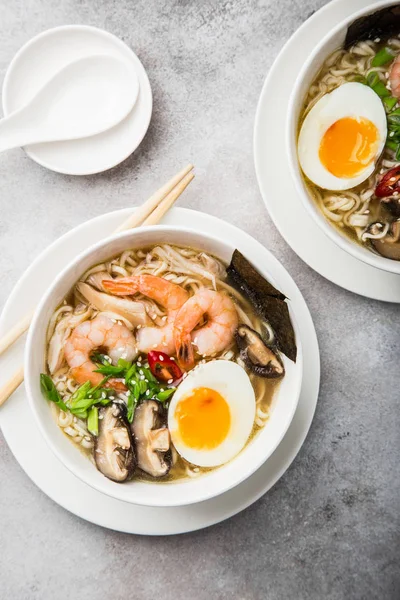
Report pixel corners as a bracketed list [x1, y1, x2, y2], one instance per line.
[175, 387, 231, 450]
[319, 117, 379, 178]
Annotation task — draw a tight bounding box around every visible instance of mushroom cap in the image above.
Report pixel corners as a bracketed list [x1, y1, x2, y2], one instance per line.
[94, 403, 136, 483]
[235, 325, 285, 378]
[131, 400, 171, 478]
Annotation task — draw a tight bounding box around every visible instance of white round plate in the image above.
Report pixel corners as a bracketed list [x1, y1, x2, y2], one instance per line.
[254, 0, 400, 302]
[0, 208, 319, 535]
[2, 25, 152, 175]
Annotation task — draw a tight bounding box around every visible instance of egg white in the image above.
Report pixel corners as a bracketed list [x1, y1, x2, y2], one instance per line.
[168, 360, 256, 468]
[298, 82, 387, 191]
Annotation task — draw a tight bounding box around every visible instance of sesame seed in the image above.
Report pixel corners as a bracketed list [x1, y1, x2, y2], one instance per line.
[374, 37, 381, 43]
[159, 355, 164, 361]
[167, 378, 173, 384]
[145, 390, 150, 396]
[109, 395, 115, 400]
[137, 325, 141, 329]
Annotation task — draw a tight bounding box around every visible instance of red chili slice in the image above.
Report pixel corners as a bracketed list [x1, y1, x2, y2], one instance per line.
[147, 351, 183, 383]
[375, 166, 400, 198]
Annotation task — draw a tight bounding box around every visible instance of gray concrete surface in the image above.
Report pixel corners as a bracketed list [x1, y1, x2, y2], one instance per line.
[0, 1, 399, 599]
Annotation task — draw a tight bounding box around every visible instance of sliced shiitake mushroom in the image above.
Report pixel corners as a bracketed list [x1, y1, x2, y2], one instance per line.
[367, 220, 400, 261]
[235, 324, 284, 378]
[131, 400, 171, 477]
[94, 403, 136, 483]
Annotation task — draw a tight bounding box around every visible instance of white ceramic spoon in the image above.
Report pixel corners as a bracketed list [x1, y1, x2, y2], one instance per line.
[0, 54, 139, 152]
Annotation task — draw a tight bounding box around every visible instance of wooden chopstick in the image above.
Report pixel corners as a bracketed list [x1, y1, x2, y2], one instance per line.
[0, 367, 24, 407]
[0, 165, 194, 406]
[115, 163, 193, 232]
[142, 171, 194, 226]
[0, 311, 33, 357]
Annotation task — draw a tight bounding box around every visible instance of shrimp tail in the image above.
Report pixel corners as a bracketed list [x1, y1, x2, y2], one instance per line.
[175, 332, 195, 369]
[102, 278, 139, 296]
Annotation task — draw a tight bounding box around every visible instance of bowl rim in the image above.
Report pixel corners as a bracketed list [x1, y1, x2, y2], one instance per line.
[286, 0, 400, 276]
[24, 224, 303, 507]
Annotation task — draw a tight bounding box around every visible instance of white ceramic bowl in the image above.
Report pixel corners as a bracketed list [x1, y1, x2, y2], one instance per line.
[25, 226, 303, 507]
[287, 0, 400, 276]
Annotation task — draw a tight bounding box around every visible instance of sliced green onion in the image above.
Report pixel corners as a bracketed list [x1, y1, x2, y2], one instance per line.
[116, 358, 132, 370]
[371, 46, 395, 68]
[386, 139, 399, 151]
[156, 388, 176, 402]
[94, 363, 126, 376]
[126, 394, 137, 423]
[373, 81, 390, 98]
[384, 96, 398, 111]
[89, 376, 111, 397]
[139, 379, 148, 395]
[388, 114, 400, 126]
[125, 363, 137, 384]
[40, 374, 68, 411]
[71, 409, 88, 420]
[87, 406, 99, 436]
[366, 72, 391, 98]
[395, 144, 400, 161]
[367, 72, 380, 87]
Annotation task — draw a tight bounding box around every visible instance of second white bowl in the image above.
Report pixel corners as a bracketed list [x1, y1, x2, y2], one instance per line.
[287, 0, 400, 276]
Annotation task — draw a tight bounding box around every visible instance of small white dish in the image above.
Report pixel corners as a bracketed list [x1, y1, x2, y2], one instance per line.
[287, 0, 400, 276]
[25, 225, 303, 508]
[0, 208, 319, 534]
[254, 0, 400, 302]
[2, 25, 152, 175]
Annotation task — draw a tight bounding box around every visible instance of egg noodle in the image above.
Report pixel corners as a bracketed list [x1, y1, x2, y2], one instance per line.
[301, 37, 400, 245]
[47, 244, 279, 482]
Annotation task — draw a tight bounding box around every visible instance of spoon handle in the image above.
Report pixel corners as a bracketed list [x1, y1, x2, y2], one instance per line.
[0, 109, 39, 153]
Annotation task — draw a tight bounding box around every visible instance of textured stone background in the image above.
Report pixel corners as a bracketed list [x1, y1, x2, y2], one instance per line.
[0, 1, 399, 599]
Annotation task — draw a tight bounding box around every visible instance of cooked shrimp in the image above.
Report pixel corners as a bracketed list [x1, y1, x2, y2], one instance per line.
[173, 289, 238, 369]
[64, 314, 137, 389]
[390, 55, 400, 98]
[102, 274, 189, 354]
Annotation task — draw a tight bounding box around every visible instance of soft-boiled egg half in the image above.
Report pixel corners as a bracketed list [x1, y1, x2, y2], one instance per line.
[168, 360, 255, 467]
[298, 82, 387, 190]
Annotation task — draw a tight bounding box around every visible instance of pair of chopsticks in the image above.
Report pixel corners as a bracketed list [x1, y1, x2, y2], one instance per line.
[0, 164, 194, 407]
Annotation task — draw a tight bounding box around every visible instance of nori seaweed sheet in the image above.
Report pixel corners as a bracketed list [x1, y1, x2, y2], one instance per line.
[345, 5, 400, 48]
[227, 250, 297, 362]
